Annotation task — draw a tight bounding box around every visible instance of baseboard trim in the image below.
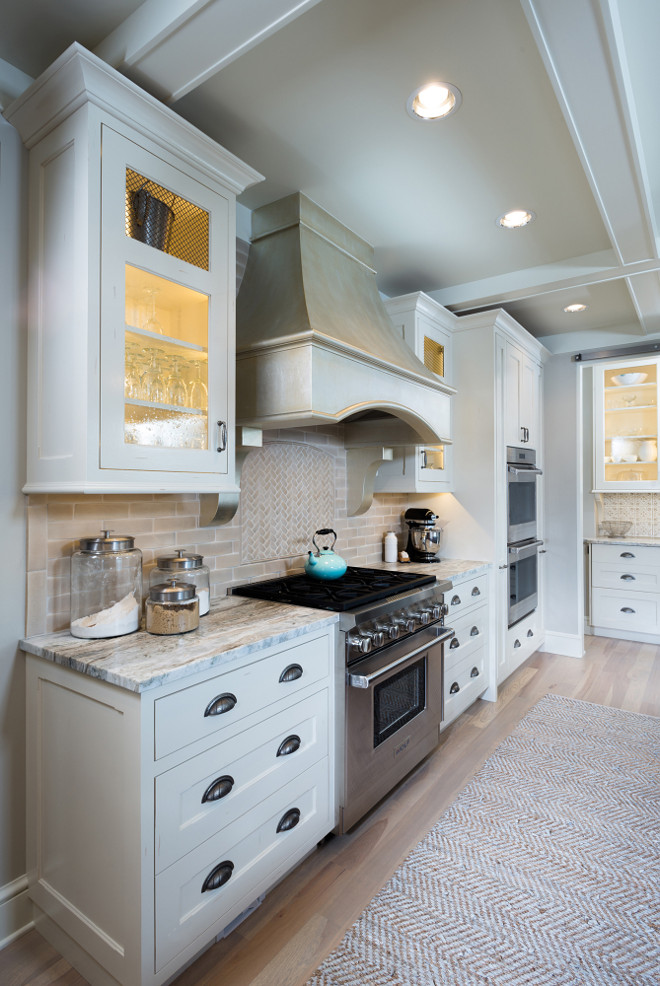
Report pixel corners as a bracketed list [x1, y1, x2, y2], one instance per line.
[539, 631, 584, 659]
[0, 875, 33, 950]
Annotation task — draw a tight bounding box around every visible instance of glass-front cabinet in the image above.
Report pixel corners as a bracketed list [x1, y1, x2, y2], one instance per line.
[593, 359, 659, 490]
[9, 44, 261, 494]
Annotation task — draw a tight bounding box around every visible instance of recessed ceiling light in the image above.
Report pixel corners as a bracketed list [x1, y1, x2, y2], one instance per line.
[563, 303, 589, 313]
[496, 209, 536, 229]
[407, 82, 462, 121]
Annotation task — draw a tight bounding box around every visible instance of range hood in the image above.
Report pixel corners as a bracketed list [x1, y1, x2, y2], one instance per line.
[235, 193, 455, 443]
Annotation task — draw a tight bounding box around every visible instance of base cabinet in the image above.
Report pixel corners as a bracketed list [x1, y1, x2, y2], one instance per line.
[442, 573, 490, 726]
[24, 627, 335, 986]
[589, 541, 660, 639]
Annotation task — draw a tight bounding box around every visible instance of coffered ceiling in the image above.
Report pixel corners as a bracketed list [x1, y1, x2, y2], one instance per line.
[1, 0, 659, 354]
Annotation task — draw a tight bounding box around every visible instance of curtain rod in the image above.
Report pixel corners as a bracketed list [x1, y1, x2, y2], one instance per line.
[572, 341, 660, 362]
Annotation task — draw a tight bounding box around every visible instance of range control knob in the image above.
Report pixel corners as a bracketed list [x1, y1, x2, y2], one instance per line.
[377, 622, 400, 640]
[417, 610, 433, 625]
[428, 603, 443, 619]
[393, 617, 416, 633]
[441, 602, 449, 617]
[348, 633, 372, 655]
[363, 629, 386, 648]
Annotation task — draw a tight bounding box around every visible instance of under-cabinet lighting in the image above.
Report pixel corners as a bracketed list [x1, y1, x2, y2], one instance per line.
[407, 82, 462, 121]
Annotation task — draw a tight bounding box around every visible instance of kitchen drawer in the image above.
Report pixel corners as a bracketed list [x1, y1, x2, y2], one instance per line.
[591, 559, 660, 592]
[445, 604, 488, 673]
[155, 689, 329, 872]
[591, 542, 660, 571]
[591, 587, 660, 633]
[445, 575, 488, 622]
[443, 646, 486, 726]
[154, 633, 330, 760]
[155, 759, 330, 971]
[505, 613, 541, 670]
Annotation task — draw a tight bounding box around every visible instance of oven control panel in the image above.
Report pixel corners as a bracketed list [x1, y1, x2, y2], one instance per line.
[346, 597, 447, 662]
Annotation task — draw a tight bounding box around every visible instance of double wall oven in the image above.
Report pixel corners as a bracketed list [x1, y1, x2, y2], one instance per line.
[233, 568, 453, 832]
[506, 446, 543, 627]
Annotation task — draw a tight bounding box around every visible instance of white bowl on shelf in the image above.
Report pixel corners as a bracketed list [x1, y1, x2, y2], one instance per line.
[612, 372, 648, 386]
[620, 454, 638, 462]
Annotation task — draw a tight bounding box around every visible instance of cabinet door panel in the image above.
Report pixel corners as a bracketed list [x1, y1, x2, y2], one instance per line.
[593, 359, 660, 491]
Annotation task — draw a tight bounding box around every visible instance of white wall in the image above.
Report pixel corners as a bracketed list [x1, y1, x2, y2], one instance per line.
[0, 116, 29, 946]
[541, 353, 584, 657]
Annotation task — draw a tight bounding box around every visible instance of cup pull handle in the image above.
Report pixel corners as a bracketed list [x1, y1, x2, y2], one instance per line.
[201, 775, 234, 804]
[449, 681, 460, 694]
[620, 552, 635, 558]
[276, 808, 301, 833]
[527, 629, 534, 637]
[470, 666, 480, 677]
[449, 638, 460, 649]
[620, 574, 635, 581]
[451, 595, 461, 606]
[470, 626, 479, 636]
[471, 586, 481, 596]
[204, 692, 237, 717]
[621, 607, 635, 614]
[279, 663, 303, 683]
[514, 639, 521, 648]
[201, 860, 234, 893]
[277, 734, 301, 757]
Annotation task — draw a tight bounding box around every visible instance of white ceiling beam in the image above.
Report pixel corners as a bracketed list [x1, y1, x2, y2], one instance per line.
[95, 0, 324, 104]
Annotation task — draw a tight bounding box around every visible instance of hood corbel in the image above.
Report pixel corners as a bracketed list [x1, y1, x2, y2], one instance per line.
[199, 427, 263, 526]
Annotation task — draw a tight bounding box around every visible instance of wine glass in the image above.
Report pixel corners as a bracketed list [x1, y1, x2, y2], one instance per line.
[142, 288, 163, 335]
[165, 356, 187, 407]
[140, 349, 166, 403]
[187, 359, 208, 410]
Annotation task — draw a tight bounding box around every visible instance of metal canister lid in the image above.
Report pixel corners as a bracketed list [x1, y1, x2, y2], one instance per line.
[78, 530, 136, 552]
[149, 581, 197, 603]
[155, 549, 203, 571]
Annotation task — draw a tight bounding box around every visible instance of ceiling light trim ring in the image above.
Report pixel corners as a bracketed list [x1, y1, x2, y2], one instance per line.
[406, 82, 462, 122]
[496, 209, 536, 229]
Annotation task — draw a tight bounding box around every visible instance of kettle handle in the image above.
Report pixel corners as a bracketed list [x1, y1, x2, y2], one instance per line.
[312, 528, 337, 552]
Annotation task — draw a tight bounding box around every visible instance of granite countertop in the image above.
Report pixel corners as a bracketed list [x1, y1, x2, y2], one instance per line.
[585, 536, 660, 546]
[21, 557, 489, 694]
[21, 595, 338, 693]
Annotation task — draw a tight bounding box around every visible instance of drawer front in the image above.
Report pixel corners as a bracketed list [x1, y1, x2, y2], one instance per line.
[155, 759, 330, 971]
[445, 605, 488, 672]
[591, 588, 660, 633]
[154, 633, 330, 760]
[445, 575, 488, 622]
[443, 647, 486, 725]
[507, 614, 540, 656]
[155, 689, 329, 872]
[591, 543, 660, 571]
[591, 559, 660, 592]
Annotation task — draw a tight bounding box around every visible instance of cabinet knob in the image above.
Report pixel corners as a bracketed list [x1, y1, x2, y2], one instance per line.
[201, 860, 234, 893]
[216, 420, 228, 453]
[201, 774, 234, 804]
[204, 692, 237, 717]
[620, 574, 636, 581]
[620, 552, 635, 558]
[279, 663, 303, 683]
[276, 734, 301, 757]
[276, 807, 301, 833]
[471, 586, 481, 596]
[449, 681, 460, 694]
[621, 607, 636, 614]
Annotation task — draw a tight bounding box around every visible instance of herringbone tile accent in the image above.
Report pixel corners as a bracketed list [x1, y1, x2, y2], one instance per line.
[240, 442, 335, 563]
[305, 695, 660, 986]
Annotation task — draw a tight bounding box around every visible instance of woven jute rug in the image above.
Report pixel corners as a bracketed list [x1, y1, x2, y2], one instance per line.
[305, 694, 660, 986]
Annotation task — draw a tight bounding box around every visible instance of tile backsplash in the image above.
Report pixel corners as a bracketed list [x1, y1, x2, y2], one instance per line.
[598, 492, 660, 537]
[25, 427, 432, 635]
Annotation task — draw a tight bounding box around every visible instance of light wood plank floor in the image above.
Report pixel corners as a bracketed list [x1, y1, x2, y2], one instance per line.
[3, 635, 659, 986]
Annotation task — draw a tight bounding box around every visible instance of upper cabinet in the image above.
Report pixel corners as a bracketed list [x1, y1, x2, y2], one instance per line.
[6, 44, 262, 493]
[593, 358, 659, 491]
[504, 340, 541, 449]
[376, 293, 456, 493]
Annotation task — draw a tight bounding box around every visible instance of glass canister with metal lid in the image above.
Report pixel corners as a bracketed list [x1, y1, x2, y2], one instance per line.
[145, 581, 199, 635]
[150, 549, 210, 615]
[70, 531, 142, 638]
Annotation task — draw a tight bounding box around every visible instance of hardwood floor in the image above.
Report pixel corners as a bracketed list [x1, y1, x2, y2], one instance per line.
[3, 635, 659, 986]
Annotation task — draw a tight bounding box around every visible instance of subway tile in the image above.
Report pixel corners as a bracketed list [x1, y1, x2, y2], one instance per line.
[27, 504, 48, 572]
[25, 571, 47, 637]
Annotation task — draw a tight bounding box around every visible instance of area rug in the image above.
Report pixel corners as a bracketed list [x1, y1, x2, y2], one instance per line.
[305, 694, 660, 986]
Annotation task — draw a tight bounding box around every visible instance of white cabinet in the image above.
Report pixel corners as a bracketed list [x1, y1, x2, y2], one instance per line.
[442, 573, 490, 726]
[376, 293, 456, 492]
[504, 340, 541, 449]
[6, 43, 262, 493]
[588, 541, 660, 640]
[24, 625, 335, 986]
[592, 358, 660, 491]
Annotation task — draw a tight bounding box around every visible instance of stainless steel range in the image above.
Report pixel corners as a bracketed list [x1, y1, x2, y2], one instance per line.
[232, 567, 454, 832]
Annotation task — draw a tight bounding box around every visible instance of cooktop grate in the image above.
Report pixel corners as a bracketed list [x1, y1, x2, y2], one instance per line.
[231, 566, 436, 612]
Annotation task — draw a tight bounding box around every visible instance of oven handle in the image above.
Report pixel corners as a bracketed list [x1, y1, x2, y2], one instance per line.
[508, 539, 544, 560]
[507, 464, 543, 476]
[347, 626, 454, 689]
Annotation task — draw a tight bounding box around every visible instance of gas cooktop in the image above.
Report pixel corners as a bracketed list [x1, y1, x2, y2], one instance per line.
[231, 566, 436, 612]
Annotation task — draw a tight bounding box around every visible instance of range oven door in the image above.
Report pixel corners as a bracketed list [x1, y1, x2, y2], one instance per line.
[508, 539, 542, 627]
[507, 461, 542, 544]
[342, 625, 453, 832]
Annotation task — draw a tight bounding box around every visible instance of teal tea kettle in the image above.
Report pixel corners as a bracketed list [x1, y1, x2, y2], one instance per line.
[304, 529, 347, 580]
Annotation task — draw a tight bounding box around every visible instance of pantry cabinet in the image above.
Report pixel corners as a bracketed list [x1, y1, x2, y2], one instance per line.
[376, 293, 456, 493]
[504, 340, 541, 449]
[5, 43, 262, 493]
[24, 624, 335, 986]
[592, 358, 660, 491]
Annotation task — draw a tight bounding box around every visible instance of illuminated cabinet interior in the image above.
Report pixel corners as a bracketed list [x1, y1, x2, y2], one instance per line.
[593, 359, 660, 491]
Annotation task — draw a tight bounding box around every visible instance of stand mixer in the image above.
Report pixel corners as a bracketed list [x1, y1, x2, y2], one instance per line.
[404, 508, 443, 563]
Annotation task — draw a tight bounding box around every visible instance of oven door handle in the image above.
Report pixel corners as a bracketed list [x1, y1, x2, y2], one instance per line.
[347, 627, 455, 689]
[507, 464, 543, 476]
[508, 539, 544, 560]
